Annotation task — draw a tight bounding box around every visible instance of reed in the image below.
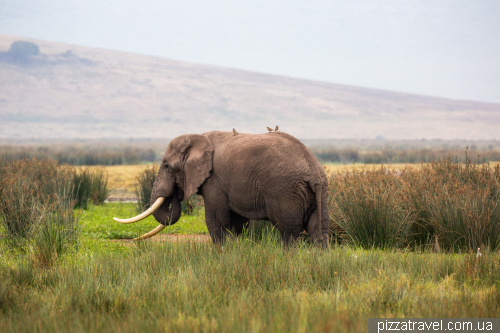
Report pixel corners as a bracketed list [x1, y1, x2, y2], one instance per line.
[72, 167, 111, 209]
[0, 159, 87, 263]
[329, 169, 412, 248]
[134, 165, 158, 212]
[328, 156, 500, 252]
[30, 193, 80, 267]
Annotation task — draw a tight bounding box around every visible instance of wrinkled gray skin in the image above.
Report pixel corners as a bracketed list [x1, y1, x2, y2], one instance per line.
[150, 131, 329, 247]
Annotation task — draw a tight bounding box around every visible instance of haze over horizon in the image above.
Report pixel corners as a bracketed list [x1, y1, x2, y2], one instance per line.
[1, 0, 499, 103]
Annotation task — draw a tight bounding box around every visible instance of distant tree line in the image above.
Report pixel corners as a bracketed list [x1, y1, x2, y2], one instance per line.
[312, 147, 500, 164]
[1, 143, 499, 166]
[0, 145, 158, 165]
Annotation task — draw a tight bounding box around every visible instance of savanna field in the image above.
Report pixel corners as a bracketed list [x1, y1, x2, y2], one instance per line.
[1, 152, 500, 332]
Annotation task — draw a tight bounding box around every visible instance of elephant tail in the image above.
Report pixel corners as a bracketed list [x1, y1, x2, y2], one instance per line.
[315, 184, 322, 235]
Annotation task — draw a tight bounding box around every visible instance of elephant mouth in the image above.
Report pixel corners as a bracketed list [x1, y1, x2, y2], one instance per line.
[112, 197, 168, 240]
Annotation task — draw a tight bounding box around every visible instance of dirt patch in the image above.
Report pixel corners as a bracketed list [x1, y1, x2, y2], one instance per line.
[111, 234, 211, 245]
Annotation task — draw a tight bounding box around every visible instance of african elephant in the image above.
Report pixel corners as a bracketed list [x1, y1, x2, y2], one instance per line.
[114, 130, 329, 247]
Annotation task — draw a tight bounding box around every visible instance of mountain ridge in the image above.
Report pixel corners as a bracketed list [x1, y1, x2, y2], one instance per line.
[1, 34, 499, 140]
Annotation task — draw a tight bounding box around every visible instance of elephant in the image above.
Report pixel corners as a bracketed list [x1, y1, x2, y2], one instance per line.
[114, 130, 329, 247]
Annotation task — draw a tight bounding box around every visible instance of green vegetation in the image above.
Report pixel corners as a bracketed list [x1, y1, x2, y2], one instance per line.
[0, 144, 159, 166]
[0, 159, 111, 265]
[1, 156, 500, 332]
[72, 167, 111, 209]
[315, 146, 500, 164]
[329, 156, 500, 252]
[1, 235, 499, 332]
[135, 164, 158, 212]
[2, 141, 500, 166]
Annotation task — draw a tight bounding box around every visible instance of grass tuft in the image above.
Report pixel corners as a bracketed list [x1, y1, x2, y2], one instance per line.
[329, 156, 500, 252]
[134, 165, 157, 213]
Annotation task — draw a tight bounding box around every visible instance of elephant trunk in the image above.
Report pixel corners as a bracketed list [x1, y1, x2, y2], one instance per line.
[151, 190, 182, 226]
[150, 165, 182, 226]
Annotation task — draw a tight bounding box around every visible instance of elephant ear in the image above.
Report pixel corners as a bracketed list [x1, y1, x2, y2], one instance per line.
[179, 134, 214, 200]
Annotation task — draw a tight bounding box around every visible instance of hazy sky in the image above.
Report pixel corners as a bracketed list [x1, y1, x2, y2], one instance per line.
[1, 0, 499, 102]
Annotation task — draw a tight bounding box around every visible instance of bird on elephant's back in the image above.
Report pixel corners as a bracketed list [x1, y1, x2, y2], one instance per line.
[114, 130, 329, 248]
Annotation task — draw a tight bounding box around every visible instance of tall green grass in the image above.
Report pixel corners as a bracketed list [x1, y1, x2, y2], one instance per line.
[72, 167, 111, 209]
[0, 159, 108, 265]
[135, 165, 158, 213]
[0, 239, 499, 332]
[0, 159, 72, 240]
[329, 169, 412, 249]
[30, 194, 80, 267]
[329, 156, 500, 252]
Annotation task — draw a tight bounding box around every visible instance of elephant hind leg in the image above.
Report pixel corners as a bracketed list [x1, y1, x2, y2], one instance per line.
[274, 220, 302, 247]
[306, 209, 329, 249]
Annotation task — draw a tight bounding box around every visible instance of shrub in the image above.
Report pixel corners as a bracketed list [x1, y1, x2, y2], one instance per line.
[0, 177, 40, 240]
[417, 159, 500, 251]
[135, 165, 158, 212]
[0, 160, 84, 260]
[329, 169, 412, 248]
[31, 194, 80, 267]
[328, 156, 500, 252]
[72, 167, 111, 209]
[0, 159, 73, 240]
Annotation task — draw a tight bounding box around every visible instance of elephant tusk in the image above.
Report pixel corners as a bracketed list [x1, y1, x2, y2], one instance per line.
[133, 224, 166, 241]
[113, 197, 165, 224]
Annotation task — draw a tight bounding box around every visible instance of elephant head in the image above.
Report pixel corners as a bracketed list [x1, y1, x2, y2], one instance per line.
[113, 134, 214, 240]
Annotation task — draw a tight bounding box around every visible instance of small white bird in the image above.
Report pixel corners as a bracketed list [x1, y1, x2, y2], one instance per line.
[267, 127, 273, 133]
[233, 128, 238, 135]
[477, 247, 482, 258]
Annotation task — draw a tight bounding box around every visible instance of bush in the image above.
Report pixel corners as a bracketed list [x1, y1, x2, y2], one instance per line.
[0, 177, 40, 240]
[31, 195, 80, 267]
[0, 159, 74, 241]
[329, 169, 412, 248]
[328, 156, 500, 252]
[135, 165, 158, 213]
[0, 159, 86, 262]
[0, 159, 79, 266]
[72, 167, 111, 209]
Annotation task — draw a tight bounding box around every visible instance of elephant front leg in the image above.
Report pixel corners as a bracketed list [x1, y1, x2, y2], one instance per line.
[204, 206, 231, 244]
